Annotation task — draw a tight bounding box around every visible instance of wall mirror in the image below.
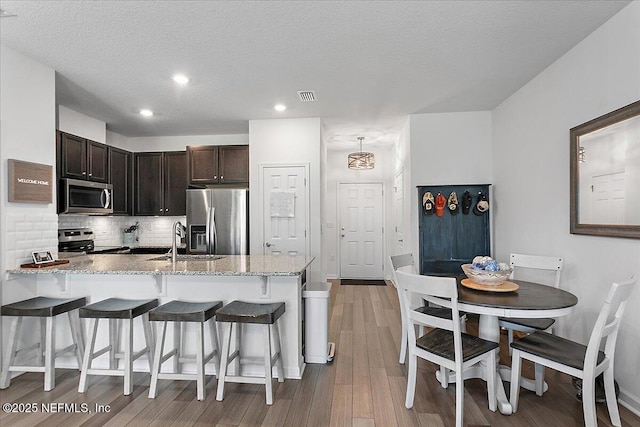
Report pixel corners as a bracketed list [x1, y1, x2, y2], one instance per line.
[570, 100, 640, 238]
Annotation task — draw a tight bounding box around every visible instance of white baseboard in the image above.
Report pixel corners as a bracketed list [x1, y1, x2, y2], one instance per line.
[326, 274, 338, 279]
[619, 387, 640, 417]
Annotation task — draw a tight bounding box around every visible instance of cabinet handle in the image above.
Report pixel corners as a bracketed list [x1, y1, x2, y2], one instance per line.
[88, 173, 92, 176]
[82, 171, 86, 175]
[165, 209, 168, 212]
[221, 176, 224, 180]
[214, 175, 217, 179]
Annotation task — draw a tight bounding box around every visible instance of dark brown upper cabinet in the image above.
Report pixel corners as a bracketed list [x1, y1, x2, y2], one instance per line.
[187, 145, 248, 186]
[57, 131, 108, 183]
[108, 146, 133, 215]
[134, 151, 187, 216]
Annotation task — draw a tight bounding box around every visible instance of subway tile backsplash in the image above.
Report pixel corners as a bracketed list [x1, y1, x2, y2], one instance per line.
[6, 213, 59, 267]
[58, 215, 186, 247]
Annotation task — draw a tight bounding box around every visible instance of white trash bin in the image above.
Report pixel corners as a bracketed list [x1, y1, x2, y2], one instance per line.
[303, 282, 333, 364]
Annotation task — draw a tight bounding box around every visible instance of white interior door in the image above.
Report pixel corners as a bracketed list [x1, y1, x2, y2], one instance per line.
[339, 183, 384, 279]
[591, 172, 625, 224]
[262, 165, 308, 256]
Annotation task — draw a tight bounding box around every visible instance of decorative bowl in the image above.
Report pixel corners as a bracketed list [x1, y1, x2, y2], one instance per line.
[461, 263, 513, 286]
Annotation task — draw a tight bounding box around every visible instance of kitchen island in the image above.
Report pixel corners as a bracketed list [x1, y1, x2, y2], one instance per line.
[6, 254, 315, 379]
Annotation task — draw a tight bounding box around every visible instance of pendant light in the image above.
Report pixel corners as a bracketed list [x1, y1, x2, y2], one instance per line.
[347, 137, 375, 170]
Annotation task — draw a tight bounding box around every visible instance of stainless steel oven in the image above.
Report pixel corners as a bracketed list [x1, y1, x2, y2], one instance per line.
[59, 178, 113, 214]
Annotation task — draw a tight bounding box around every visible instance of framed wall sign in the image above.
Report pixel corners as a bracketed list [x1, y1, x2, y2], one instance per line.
[8, 159, 53, 204]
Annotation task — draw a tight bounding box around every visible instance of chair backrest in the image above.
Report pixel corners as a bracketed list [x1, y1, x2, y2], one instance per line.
[390, 253, 416, 272]
[510, 253, 563, 288]
[394, 270, 462, 347]
[584, 277, 637, 373]
[390, 253, 416, 288]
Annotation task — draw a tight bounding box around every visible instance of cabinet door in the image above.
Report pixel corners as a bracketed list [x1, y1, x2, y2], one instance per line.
[134, 152, 163, 215]
[219, 145, 249, 184]
[109, 147, 132, 215]
[164, 151, 187, 215]
[87, 140, 109, 182]
[60, 133, 87, 179]
[188, 145, 219, 185]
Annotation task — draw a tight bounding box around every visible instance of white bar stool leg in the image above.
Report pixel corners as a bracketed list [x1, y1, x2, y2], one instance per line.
[0, 317, 22, 389]
[68, 310, 85, 368]
[142, 312, 154, 370]
[44, 316, 56, 391]
[79, 318, 99, 393]
[173, 321, 182, 374]
[272, 321, 284, 383]
[209, 318, 220, 375]
[216, 323, 233, 401]
[109, 319, 118, 369]
[196, 322, 205, 400]
[263, 324, 273, 405]
[149, 321, 167, 399]
[38, 318, 46, 365]
[123, 318, 133, 395]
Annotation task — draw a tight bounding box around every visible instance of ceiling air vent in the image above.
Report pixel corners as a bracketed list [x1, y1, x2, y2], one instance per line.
[297, 91, 316, 102]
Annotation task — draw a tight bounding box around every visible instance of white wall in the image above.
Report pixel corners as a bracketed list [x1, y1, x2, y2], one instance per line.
[125, 134, 249, 152]
[492, 1, 640, 412]
[323, 145, 395, 278]
[57, 105, 106, 143]
[249, 118, 323, 281]
[1, 45, 58, 271]
[408, 111, 493, 261]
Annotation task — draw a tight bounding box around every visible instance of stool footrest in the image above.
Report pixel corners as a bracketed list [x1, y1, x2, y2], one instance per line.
[222, 375, 271, 385]
[15, 343, 41, 360]
[85, 368, 126, 377]
[9, 366, 46, 373]
[156, 372, 207, 381]
[178, 351, 217, 365]
[55, 343, 77, 358]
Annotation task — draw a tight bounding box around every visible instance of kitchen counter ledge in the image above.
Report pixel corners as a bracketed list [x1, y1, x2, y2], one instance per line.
[7, 254, 315, 277]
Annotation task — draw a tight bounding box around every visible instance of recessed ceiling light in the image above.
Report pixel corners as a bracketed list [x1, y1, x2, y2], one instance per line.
[140, 109, 154, 117]
[274, 104, 286, 112]
[171, 74, 189, 85]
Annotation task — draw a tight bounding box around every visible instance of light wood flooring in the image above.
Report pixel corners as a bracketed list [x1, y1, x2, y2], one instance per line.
[1, 280, 639, 426]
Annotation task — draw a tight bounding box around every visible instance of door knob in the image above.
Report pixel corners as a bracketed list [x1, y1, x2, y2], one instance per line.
[265, 242, 273, 247]
[341, 234, 345, 238]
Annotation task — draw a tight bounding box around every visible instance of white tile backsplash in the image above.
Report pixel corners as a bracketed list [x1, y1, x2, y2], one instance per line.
[58, 215, 186, 247]
[6, 213, 59, 268]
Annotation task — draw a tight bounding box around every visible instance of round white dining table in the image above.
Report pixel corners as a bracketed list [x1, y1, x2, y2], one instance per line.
[436, 279, 579, 415]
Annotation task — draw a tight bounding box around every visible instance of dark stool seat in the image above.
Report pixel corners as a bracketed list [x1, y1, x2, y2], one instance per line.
[216, 301, 285, 324]
[0, 296, 86, 391]
[148, 300, 223, 401]
[78, 298, 158, 396]
[80, 298, 159, 319]
[149, 300, 222, 323]
[2, 296, 86, 317]
[216, 300, 286, 405]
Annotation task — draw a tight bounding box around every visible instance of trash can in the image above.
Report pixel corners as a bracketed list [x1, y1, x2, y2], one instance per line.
[302, 282, 333, 364]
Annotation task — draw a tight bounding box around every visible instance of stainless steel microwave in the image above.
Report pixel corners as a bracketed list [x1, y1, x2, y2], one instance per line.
[59, 178, 113, 214]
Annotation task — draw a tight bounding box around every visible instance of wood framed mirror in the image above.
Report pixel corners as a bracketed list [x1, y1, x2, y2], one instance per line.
[570, 100, 640, 238]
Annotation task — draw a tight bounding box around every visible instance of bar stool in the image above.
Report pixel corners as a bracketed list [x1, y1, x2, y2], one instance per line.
[215, 300, 285, 405]
[148, 300, 223, 401]
[0, 296, 86, 391]
[78, 298, 158, 395]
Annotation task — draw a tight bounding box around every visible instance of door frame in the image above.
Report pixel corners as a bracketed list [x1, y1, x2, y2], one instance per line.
[258, 163, 311, 257]
[337, 181, 385, 279]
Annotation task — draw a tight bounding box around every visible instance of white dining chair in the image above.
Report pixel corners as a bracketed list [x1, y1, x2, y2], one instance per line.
[389, 254, 466, 364]
[395, 270, 498, 427]
[499, 253, 563, 395]
[510, 277, 636, 427]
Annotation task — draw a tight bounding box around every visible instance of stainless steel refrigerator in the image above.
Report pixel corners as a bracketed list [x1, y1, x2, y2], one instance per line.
[186, 189, 249, 255]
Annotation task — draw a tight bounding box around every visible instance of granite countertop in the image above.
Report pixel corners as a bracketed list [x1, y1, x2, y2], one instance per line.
[7, 254, 315, 277]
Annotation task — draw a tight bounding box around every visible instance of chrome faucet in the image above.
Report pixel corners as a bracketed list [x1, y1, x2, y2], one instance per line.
[171, 221, 185, 263]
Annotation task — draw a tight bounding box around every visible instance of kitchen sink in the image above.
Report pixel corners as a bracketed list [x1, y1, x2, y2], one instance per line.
[148, 254, 226, 261]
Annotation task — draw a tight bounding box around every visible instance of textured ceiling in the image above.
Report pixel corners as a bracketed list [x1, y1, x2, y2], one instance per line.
[0, 0, 631, 147]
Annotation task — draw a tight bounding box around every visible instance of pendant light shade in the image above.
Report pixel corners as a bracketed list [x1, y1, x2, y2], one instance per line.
[348, 137, 375, 170]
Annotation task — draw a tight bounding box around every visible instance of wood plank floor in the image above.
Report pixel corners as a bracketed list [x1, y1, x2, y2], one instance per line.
[1, 280, 639, 426]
